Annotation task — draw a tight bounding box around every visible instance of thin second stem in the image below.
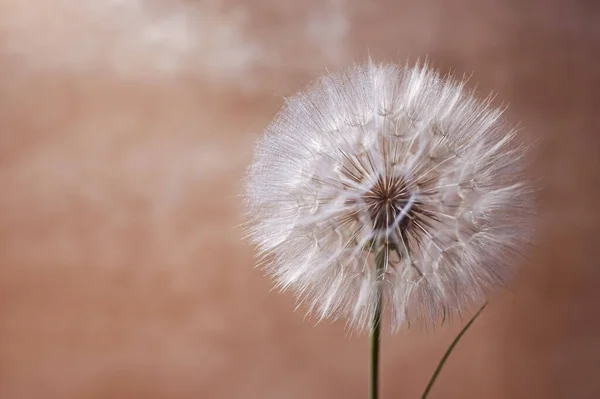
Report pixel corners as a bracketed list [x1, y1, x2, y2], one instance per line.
[420, 302, 488, 399]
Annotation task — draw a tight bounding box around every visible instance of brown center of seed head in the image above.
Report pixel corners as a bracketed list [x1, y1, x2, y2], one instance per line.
[362, 175, 415, 235]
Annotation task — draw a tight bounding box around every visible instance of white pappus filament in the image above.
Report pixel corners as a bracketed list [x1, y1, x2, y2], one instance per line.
[244, 61, 533, 332]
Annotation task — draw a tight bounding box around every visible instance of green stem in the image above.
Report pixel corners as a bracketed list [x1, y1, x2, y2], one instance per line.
[420, 302, 488, 399]
[370, 250, 386, 399]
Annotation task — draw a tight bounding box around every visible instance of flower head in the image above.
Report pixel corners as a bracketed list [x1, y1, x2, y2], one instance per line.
[244, 62, 533, 331]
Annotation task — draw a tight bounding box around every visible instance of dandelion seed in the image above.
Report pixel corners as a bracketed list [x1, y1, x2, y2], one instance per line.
[244, 61, 533, 332]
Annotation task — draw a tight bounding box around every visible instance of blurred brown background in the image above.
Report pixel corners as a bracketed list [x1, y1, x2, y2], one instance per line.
[0, 1, 599, 398]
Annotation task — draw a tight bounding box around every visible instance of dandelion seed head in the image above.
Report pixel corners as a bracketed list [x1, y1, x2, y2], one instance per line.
[244, 62, 534, 332]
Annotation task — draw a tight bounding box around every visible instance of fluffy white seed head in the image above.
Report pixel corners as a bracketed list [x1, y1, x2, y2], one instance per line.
[244, 62, 533, 332]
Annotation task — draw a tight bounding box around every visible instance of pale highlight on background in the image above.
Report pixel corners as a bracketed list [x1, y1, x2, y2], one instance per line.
[0, 1, 599, 398]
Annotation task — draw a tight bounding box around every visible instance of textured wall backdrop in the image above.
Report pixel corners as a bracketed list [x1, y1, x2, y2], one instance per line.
[0, 1, 599, 398]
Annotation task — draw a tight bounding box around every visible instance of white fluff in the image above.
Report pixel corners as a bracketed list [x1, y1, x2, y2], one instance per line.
[244, 62, 533, 332]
